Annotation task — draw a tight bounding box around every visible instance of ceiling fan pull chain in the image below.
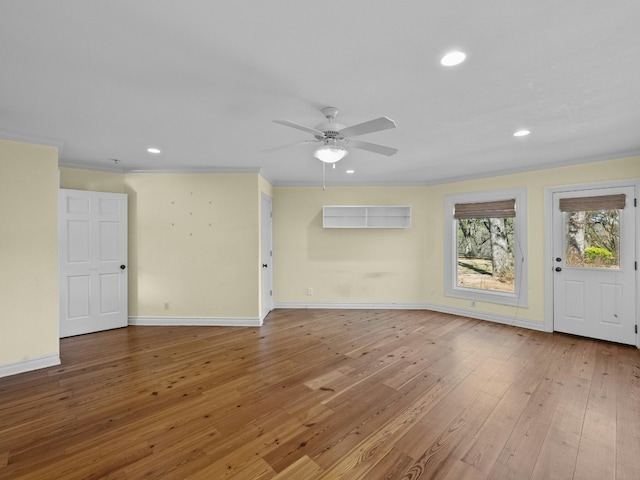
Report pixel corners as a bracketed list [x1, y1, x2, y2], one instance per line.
[323, 161, 326, 190]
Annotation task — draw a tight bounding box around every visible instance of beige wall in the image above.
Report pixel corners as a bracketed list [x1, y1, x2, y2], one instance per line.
[3, 149, 636, 374]
[0, 140, 59, 366]
[59, 168, 273, 321]
[125, 173, 261, 319]
[273, 156, 639, 326]
[59, 167, 125, 193]
[274, 186, 429, 304]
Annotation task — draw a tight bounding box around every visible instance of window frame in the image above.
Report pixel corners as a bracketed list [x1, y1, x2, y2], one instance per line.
[444, 188, 528, 307]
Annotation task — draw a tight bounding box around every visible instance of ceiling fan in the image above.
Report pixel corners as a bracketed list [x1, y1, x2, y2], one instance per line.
[264, 107, 398, 163]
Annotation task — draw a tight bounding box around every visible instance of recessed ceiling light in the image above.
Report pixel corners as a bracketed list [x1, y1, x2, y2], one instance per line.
[147, 147, 161, 154]
[513, 129, 531, 137]
[440, 51, 466, 67]
[346, 170, 355, 174]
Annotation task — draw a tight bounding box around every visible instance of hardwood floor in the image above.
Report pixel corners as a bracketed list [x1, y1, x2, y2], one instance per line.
[1, 309, 639, 479]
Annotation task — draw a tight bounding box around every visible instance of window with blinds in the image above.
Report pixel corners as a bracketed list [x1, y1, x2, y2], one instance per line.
[454, 199, 516, 219]
[444, 188, 528, 308]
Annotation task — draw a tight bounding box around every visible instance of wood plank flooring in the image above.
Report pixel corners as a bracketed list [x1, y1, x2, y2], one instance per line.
[1, 309, 639, 479]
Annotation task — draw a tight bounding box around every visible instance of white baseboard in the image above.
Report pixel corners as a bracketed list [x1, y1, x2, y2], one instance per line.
[423, 304, 545, 332]
[128, 317, 263, 327]
[274, 302, 545, 332]
[274, 302, 431, 310]
[0, 353, 61, 379]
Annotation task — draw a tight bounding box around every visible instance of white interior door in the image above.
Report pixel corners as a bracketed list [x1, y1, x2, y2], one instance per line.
[261, 193, 273, 318]
[553, 185, 636, 345]
[59, 189, 128, 337]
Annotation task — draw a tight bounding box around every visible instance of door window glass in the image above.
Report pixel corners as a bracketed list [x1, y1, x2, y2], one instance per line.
[564, 209, 620, 269]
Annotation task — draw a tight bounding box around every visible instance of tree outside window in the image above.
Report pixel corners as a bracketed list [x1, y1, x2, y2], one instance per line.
[444, 189, 527, 307]
[457, 217, 515, 292]
[559, 194, 624, 269]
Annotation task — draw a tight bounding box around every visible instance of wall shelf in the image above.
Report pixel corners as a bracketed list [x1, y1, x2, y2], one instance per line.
[323, 205, 411, 228]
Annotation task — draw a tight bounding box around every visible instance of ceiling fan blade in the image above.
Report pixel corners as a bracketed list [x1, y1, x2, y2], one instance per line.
[339, 116, 396, 138]
[273, 120, 325, 137]
[261, 139, 320, 153]
[348, 140, 398, 156]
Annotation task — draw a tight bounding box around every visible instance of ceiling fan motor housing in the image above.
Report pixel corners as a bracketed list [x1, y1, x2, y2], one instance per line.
[314, 122, 346, 139]
[314, 106, 344, 139]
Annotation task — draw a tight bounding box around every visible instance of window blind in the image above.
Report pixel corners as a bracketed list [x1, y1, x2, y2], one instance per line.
[454, 199, 516, 219]
[558, 194, 625, 212]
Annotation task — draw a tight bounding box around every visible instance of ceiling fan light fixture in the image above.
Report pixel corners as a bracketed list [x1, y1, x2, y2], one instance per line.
[313, 144, 348, 163]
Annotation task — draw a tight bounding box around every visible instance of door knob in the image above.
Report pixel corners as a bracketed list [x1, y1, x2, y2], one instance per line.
[555, 257, 562, 262]
[120, 265, 126, 270]
[262, 264, 268, 268]
[555, 267, 562, 272]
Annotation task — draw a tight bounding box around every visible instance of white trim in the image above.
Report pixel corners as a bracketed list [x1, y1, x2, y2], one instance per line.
[544, 178, 640, 348]
[126, 167, 262, 175]
[272, 152, 640, 187]
[261, 192, 274, 318]
[0, 129, 65, 154]
[425, 304, 545, 332]
[128, 317, 263, 327]
[444, 187, 528, 308]
[275, 302, 431, 310]
[274, 302, 544, 332]
[0, 353, 61, 379]
[59, 162, 267, 175]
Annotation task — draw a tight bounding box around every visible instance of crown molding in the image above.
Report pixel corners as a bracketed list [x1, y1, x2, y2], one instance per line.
[0, 129, 65, 154]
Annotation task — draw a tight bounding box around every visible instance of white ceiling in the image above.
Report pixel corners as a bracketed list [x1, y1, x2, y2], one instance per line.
[2, 1, 639, 185]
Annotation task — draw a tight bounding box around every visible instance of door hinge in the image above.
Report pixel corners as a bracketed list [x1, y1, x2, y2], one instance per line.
[635, 325, 638, 334]
[270, 290, 272, 296]
[634, 198, 637, 207]
[635, 261, 638, 271]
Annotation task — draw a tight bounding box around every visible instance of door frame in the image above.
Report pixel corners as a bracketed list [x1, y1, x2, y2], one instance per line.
[544, 178, 639, 348]
[260, 192, 274, 321]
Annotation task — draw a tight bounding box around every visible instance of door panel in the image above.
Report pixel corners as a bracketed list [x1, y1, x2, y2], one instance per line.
[553, 186, 636, 345]
[68, 221, 90, 262]
[100, 273, 121, 313]
[59, 189, 128, 337]
[563, 281, 584, 319]
[99, 222, 120, 260]
[68, 275, 90, 318]
[261, 193, 274, 318]
[600, 283, 622, 324]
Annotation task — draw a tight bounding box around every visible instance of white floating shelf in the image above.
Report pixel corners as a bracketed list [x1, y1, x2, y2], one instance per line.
[323, 205, 411, 228]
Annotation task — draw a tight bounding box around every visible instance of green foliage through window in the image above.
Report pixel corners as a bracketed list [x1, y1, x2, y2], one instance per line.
[565, 209, 619, 268]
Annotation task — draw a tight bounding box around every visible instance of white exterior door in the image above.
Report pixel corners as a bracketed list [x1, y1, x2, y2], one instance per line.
[59, 189, 128, 337]
[261, 193, 273, 319]
[553, 185, 636, 345]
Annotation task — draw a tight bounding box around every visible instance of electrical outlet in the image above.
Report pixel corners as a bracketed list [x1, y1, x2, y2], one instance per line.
[307, 287, 313, 296]
[429, 289, 435, 297]
[164, 302, 170, 310]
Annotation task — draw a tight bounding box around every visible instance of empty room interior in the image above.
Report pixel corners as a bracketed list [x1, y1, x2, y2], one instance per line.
[1, 2, 639, 479]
